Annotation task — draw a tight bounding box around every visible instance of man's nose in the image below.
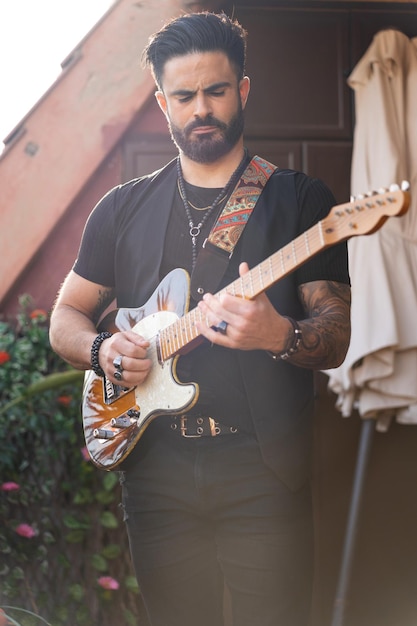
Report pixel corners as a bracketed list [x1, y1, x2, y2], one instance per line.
[193, 93, 212, 118]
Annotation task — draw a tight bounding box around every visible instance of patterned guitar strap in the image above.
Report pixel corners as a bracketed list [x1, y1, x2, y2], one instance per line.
[190, 155, 277, 301]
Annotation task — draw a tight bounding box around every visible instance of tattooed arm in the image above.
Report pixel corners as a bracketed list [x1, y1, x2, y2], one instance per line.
[289, 280, 351, 370]
[197, 267, 351, 371]
[49, 270, 151, 386]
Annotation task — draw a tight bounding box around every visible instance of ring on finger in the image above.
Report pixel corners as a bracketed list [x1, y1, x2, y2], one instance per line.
[113, 355, 123, 370]
[114, 370, 123, 382]
[214, 320, 228, 335]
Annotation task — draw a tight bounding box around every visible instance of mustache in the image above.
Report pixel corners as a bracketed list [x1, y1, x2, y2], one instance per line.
[185, 116, 227, 134]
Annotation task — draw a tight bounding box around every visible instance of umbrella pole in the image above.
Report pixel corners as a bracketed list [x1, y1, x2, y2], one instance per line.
[330, 417, 376, 626]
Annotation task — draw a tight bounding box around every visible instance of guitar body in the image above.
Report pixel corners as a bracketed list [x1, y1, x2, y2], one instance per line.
[83, 269, 198, 469]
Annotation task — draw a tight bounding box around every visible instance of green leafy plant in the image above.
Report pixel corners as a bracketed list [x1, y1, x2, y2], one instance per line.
[0, 297, 142, 626]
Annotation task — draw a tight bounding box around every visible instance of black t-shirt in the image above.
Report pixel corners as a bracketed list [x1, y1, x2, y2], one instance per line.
[160, 179, 254, 430]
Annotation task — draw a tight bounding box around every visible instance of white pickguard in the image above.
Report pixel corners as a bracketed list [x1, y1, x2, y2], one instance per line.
[131, 310, 197, 428]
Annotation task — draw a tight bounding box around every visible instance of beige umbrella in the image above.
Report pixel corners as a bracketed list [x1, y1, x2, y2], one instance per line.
[327, 29, 417, 626]
[327, 29, 417, 431]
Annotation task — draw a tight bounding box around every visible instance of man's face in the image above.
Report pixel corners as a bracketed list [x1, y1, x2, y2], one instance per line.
[156, 51, 250, 163]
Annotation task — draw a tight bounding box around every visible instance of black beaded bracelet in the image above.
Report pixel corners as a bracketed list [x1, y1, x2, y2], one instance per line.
[90, 331, 112, 377]
[268, 317, 302, 361]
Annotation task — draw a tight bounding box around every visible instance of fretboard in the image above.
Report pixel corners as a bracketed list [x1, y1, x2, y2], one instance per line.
[158, 219, 326, 361]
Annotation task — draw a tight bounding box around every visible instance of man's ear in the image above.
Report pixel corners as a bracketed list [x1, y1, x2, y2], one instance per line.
[155, 90, 168, 117]
[239, 76, 250, 110]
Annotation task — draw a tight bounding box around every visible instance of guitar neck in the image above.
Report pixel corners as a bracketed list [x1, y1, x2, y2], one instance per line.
[159, 220, 326, 361]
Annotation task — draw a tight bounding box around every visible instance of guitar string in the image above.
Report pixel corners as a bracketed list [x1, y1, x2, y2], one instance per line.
[160, 207, 368, 359]
[160, 225, 327, 358]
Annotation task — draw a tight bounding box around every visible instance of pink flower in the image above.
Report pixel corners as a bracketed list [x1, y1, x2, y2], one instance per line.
[0, 608, 7, 626]
[98, 576, 119, 590]
[15, 523, 36, 538]
[81, 446, 91, 462]
[1, 481, 20, 491]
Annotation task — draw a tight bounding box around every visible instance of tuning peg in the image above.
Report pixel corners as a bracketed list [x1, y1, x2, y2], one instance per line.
[401, 180, 410, 191]
[389, 183, 400, 191]
[378, 187, 388, 193]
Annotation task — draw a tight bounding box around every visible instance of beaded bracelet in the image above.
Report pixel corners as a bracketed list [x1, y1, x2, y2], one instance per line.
[268, 317, 302, 361]
[90, 331, 112, 377]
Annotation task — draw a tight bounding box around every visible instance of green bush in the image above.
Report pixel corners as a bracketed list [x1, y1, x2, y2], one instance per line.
[0, 297, 142, 626]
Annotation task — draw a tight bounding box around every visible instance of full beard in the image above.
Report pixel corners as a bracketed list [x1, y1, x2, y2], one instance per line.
[168, 107, 244, 164]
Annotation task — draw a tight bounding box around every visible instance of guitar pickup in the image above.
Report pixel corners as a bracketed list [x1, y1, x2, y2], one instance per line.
[103, 377, 133, 405]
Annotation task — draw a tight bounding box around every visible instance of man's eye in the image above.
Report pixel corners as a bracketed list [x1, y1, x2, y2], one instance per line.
[178, 95, 192, 103]
[211, 91, 225, 97]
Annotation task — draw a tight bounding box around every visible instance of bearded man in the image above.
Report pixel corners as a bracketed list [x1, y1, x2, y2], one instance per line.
[50, 12, 351, 626]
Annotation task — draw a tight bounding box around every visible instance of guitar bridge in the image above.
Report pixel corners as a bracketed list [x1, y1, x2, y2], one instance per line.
[103, 377, 133, 405]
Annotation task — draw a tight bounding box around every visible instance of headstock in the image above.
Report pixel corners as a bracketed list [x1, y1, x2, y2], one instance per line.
[322, 182, 410, 244]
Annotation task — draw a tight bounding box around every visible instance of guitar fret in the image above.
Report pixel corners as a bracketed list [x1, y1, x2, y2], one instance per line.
[268, 256, 274, 282]
[164, 328, 173, 357]
[304, 231, 311, 256]
[183, 317, 190, 344]
[318, 221, 324, 246]
[279, 249, 285, 273]
[258, 263, 264, 290]
[291, 241, 297, 264]
[173, 325, 181, 353]
[190, 310, 199, 340]
[170, 326, 179, 354]
[159, 330, 167, 361]
[176, 322, 185, 349]
[248, 272, 254, 297]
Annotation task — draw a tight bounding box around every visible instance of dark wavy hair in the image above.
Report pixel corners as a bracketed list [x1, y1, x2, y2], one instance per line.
[142, 12, 247, 90]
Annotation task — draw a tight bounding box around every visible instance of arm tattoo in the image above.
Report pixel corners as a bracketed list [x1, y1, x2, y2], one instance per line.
[91, 287, 115, 326]
[292, 281, 351, 370]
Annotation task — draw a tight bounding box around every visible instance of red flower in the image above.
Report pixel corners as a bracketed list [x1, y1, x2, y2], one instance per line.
[0, 351, 10, 365]
[98, 576, 120, 590]
[57, 395, 72, 406]
[30, 309, 47, 320]
[1, 481, 20, 491]
[15, 523, 36, 538]
[0, 608, 7, 626]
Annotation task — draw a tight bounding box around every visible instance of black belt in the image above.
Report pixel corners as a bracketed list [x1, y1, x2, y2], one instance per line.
[170, 415, 239, 438]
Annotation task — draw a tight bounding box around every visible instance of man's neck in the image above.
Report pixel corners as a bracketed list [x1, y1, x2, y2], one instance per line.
[179, 142, 246, 188]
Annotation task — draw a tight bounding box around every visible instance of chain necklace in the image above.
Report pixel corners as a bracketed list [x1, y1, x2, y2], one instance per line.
[177, 179, 227, 211]
[176, 150, 248, 268]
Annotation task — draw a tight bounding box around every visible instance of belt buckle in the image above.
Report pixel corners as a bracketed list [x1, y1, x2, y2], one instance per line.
[180, 415, 202, 438]
[179, 415, 220, 437]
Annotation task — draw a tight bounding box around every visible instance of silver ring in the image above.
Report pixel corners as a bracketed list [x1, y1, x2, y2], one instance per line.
[215, 320, 228, 335]
[114, 370, 123, 382]
[113, 355, 123, 370]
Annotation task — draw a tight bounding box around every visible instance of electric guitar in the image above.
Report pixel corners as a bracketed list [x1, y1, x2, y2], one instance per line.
[82, 186, 410, 469]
